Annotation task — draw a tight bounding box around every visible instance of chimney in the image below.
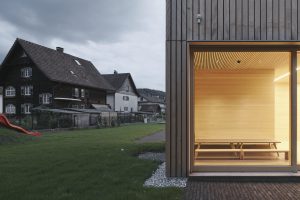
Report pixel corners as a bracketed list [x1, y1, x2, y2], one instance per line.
[56, 47, 64, 53]
[114, 70, 118, 74]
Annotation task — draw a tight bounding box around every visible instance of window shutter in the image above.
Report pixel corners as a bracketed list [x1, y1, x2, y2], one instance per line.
[21, 104, 25, 114]
[29, 68, 32, 77]
[49, 94, 53, 104]
[30, 86, 33, 95]
[39, 94, 43, 104]
[21, 69, 24, 77]
[21, 86, 24, 96]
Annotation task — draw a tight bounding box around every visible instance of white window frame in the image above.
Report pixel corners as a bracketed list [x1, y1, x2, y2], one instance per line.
[81, 89, 85, 98]
[5, 86, 16, 97]
[21, 67, 32, 78]
[21, 104, 32, 114]
[73, 88, 79, 98]
[123, 96, 129, 101]
[41, 93, 52, 105]
[5, 104, 16, 114]
[21, 86, 33, 96]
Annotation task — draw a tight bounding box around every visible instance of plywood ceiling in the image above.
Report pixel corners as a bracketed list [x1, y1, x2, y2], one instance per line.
[194, 52, 290, 70]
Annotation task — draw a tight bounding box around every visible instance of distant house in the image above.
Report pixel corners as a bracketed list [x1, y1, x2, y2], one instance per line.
[0, 38, 114, 117]
[103, 72, 139, 113]
[138, 89, 165, 114]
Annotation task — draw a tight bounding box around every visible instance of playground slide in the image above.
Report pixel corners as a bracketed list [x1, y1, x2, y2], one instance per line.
[0, 114, 41, 136]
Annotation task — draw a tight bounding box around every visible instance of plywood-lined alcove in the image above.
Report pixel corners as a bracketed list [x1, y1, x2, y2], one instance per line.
[194, 51, 292, 165]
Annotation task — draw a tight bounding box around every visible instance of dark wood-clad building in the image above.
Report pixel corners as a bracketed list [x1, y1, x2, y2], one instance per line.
[0, 38, 114, 116]
[167, 0, 300, 177]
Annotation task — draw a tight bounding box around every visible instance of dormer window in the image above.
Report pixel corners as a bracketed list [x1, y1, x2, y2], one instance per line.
[21, 67, 32, 78]
[21, 86, 33, 96]
[75, 59, 81, 66]
[5, 86, 16, 97]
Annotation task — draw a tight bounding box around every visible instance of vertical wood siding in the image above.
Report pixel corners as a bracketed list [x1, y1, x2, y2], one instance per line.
[166, 0, 300, 177]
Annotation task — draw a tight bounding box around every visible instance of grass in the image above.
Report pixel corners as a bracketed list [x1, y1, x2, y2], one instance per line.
[0, 124, 182, 200]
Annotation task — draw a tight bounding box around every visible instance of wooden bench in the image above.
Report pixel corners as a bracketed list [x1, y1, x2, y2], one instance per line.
[240, 149, 289, 160]
[195, 149, 241, 159]
[195, 149, 289, 160]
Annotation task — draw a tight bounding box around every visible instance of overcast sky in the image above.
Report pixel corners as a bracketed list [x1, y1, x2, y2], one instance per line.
[0, 0, 166, 91]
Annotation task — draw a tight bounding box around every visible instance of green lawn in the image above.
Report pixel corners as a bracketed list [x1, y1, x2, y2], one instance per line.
[0, 124, 182, 200]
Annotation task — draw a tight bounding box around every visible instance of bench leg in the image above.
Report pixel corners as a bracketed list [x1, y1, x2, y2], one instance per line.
[240, 151, 244, 160]
[273, 143, 280, 157]
[285, 152, 289, 160]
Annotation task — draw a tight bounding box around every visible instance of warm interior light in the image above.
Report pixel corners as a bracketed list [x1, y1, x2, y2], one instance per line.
[273, 67, 300, 82]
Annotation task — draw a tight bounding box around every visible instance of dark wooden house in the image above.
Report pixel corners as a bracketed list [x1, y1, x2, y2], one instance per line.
[0, 38, 114, 116]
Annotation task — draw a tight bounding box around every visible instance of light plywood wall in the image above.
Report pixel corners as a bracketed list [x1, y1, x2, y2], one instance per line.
[195, 70, 275, 140]
[274, 83, 290, 149]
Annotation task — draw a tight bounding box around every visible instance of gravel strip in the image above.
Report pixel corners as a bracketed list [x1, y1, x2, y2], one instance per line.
[144, 162, 187, 188]
[138, 152, 165, 162]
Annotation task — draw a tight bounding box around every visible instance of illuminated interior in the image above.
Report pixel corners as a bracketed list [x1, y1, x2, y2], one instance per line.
[193, 51, 291, 166]
[297, 53, 300, 166]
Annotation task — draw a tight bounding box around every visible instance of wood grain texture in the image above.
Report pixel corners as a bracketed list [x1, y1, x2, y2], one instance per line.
[166, 0, 300, 177]
[195, 70, 275, 140]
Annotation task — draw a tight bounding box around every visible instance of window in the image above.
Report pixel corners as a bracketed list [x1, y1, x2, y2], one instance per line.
[21, 86, 33, 96]
[124, 107, 128, 111]
[21, 67, 32, 78]
[5, 86, 15, 97]
[73, 88, 79, 98]
[123, 96, 129, 101]
[72, 104, 79, 109]
[81, 89, 85, 98]
[21, 104, 32, 114]
[39, 93, 52, 105]
[5, 104, 16, 114]
[126, 86, 129, 92]
[75, 59, 81, 66]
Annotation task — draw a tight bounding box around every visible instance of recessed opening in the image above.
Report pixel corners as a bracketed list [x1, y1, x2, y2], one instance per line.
[193, 51, 291, 167]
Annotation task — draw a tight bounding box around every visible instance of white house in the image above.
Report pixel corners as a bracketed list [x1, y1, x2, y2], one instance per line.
[103, 72, 139, 113]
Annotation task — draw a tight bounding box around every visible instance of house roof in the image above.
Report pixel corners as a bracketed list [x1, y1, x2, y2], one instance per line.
[1, 38, 114, 91]
[103, 73, 139, 95]
[139, 93, 165, 104]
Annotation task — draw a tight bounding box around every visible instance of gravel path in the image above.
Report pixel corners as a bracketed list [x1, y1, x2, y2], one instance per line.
[144, 162, 187, 188]
[138, 152, 187, 188]
[136, 131, 165, 143]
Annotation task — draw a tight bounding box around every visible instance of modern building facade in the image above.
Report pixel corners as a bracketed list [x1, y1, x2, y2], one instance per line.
[103, 72, 139, 113]
[0, 39, 114, 117]
[166, 0, 300, 177]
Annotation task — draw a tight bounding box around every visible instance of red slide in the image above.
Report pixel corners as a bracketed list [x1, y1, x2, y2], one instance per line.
[0, 114, 41, 137]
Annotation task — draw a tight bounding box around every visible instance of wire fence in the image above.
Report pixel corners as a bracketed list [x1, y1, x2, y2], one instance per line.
[5, 112, 165, 131]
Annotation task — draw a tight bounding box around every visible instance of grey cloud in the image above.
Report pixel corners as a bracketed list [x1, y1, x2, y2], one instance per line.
[0, 0, 147, 43]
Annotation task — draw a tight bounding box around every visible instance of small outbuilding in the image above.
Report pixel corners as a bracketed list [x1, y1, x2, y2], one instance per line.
[166, 0, 300, 177]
